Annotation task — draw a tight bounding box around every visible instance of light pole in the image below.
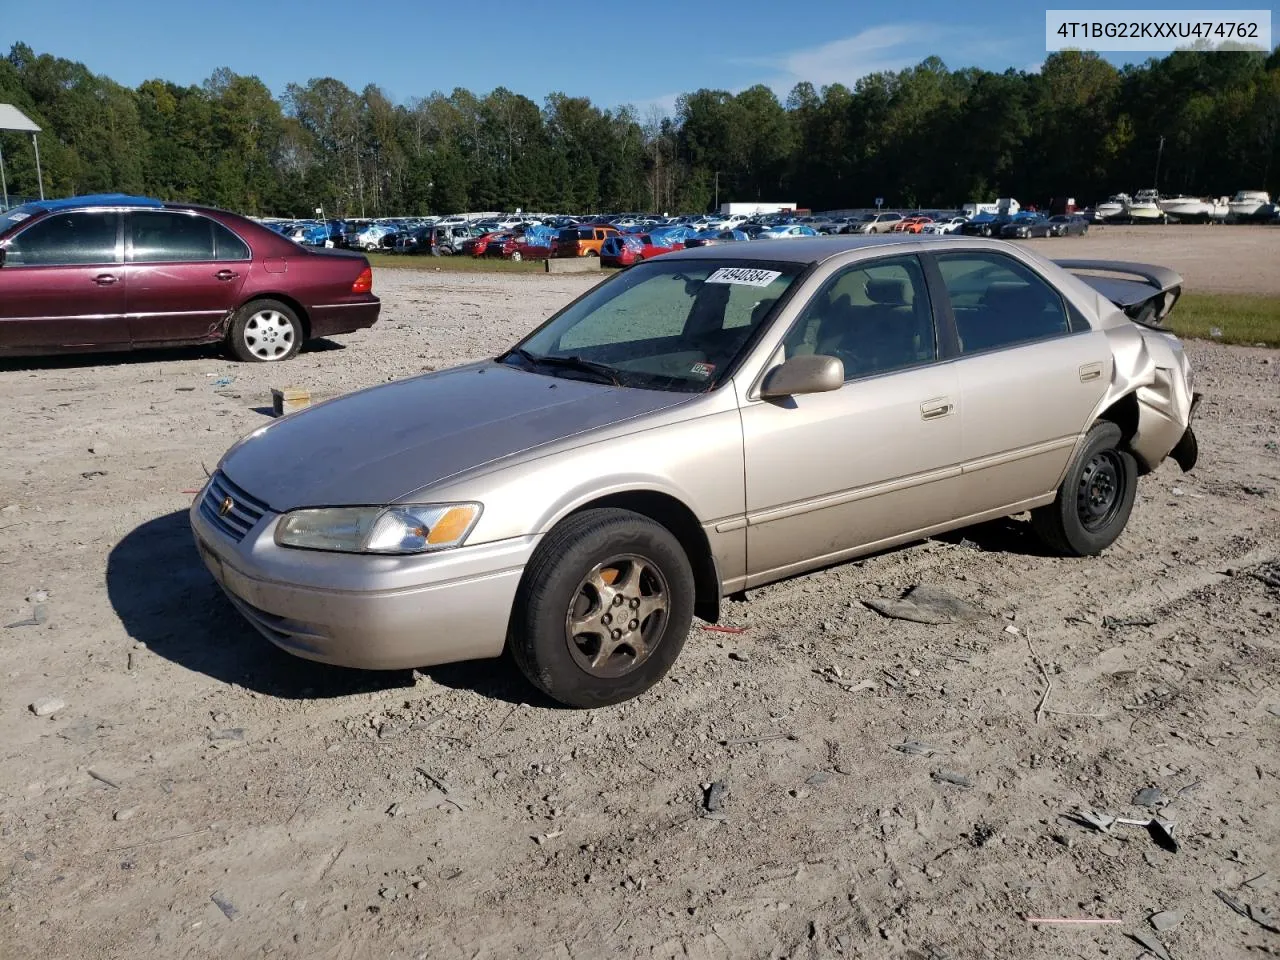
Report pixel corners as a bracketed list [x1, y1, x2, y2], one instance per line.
[714, 171, 719, 214]
[1154, 135, 1165, 191]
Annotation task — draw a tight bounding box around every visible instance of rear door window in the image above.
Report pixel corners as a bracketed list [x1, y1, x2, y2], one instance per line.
[129, 211, 218, 262]
[935, 252, 1070, 353]
[5, 211, 120, 266]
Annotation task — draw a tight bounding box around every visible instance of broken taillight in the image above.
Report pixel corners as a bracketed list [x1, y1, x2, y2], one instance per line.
[352, 267, 373, 294]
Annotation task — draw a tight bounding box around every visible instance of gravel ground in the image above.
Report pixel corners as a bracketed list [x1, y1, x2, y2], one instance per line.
[1, 233, 1278, 959]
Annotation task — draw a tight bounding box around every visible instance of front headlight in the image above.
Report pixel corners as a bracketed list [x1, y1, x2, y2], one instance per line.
[275, 503, 481, 554]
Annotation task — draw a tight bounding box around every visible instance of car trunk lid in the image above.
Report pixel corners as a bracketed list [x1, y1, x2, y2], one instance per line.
[1054, 259, 1183, 326]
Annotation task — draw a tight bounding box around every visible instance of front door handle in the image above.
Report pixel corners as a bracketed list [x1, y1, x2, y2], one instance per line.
[214, 269, 240, 281]
[93, 273, 118, 286]
[920, 397, 955, 421]
[1078, 361, 1103, 382]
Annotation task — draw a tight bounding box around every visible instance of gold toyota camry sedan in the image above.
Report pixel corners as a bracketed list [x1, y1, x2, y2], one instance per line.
[192, 236, 1200, 707]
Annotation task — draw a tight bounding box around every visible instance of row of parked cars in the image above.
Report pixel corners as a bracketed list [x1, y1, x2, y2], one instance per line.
[457, 210, 1093, 268]
[252, 208, 1092, 275]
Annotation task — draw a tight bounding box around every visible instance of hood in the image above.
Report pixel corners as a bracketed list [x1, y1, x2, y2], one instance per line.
[220, 362, 691, 512]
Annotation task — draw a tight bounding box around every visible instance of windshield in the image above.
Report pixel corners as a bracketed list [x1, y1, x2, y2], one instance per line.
[503, 259, 803, 392]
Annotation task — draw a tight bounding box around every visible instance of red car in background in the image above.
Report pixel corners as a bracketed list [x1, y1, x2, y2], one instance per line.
[482, 233, 554, 262]
[599, 234, 684, 267]
[0, 194, 379, 362]
[464, 232, 503, 257]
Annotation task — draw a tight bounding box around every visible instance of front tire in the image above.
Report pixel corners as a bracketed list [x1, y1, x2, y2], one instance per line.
[228, 299, 302, 363]
[510, 508, 695, 708]
[1030, 422, 1137, 556]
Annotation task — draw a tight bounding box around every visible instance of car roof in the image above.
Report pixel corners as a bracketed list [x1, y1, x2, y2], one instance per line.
[25, 193, 166, 212]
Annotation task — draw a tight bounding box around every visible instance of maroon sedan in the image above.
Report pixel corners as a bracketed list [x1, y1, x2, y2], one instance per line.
[0, 194, 380, 362]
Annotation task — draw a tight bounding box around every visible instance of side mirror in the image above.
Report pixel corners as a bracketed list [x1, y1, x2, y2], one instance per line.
[759, 354, 845, 400]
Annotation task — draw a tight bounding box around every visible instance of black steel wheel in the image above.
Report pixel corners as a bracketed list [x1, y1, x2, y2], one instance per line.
[1031, 421, 1137, 556]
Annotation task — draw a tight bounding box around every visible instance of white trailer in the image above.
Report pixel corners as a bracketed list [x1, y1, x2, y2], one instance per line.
[961, 198, 1020, 217]
[720, 201, 796, 216]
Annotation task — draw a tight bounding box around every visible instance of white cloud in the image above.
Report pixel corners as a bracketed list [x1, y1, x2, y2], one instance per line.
[628, 92, 681, 118]
[751, 22, 1021, 94]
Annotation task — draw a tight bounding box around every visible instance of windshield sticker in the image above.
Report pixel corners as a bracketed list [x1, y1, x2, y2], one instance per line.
[6, 212, 30, 222]
[705, 267, 781, 287]
[690, 361, 716, 378]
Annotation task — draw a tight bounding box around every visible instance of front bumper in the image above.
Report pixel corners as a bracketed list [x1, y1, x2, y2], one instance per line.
[190, 496, 538, 670]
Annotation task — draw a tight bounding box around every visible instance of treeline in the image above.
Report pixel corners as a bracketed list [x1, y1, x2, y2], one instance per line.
[1, 41, 1278, 216]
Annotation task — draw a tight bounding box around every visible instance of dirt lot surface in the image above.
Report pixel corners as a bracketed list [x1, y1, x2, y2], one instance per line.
[2, 240, 1279, 959]
[1018, 223, 1280, 294]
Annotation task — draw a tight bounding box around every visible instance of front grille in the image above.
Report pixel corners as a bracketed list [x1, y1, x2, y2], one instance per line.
[198, 471, 269, 543]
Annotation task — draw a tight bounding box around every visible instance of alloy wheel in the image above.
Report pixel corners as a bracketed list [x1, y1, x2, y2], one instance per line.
[242, 310, 295, 361]
[564, 554, 668, 678]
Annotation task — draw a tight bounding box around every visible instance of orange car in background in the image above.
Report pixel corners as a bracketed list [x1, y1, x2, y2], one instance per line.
[554, 224, 620, 257]
[892, 216, 933, 233]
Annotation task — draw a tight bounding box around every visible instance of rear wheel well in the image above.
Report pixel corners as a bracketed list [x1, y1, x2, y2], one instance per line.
[1096, 391, 1145, 470]
[565, 491, 720, 623]
[238, 294, 312, 340]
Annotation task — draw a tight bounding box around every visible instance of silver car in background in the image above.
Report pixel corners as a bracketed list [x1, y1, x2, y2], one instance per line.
[192, 236, 1199, 707]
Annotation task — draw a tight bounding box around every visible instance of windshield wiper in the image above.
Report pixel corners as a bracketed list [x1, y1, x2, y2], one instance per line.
[501, 348, 620, 385]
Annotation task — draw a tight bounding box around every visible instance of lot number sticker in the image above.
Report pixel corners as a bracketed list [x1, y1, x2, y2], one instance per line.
[705, 267, 781, 287]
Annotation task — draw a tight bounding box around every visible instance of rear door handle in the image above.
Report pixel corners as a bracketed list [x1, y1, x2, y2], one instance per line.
[920, 397, 955, 421]
[1079, 361, 1103, 382]
[214, 269, 240, 281]
[93, 273, 118, 286]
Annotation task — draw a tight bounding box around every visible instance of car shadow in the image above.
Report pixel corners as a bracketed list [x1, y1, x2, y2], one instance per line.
[0, 338, 344, 372]
[107, 508, 550, 704]
[931, 515, 1055, 557]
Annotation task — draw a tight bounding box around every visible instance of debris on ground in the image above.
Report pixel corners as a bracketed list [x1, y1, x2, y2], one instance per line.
[1133, 786, 1167, 808]
[1024, 916, 1121, 925]
[271, 386, 311, 416]
[29, 697, 66, 717]
[87, 768, 121, 789]
[702, 624, 746, 634]
[815, 665, 877, 693]
[210, 892, 239, 921]
[892, 740, 943, 758]
[1149, 910, 1183, 932]
[702, 780, 728, 818]
[864, 585, 982, 625]
[1129, 930, 1173, 960]
[1067, 810, 1179, 852]
[207, 728, 245, 742]
[931, 769, 973, 788]
[1251, 563, 1280, 589]
[1103, 614, 1157, 629]
[1213, 888, 1280, 933]
[6, 604, 48, 628]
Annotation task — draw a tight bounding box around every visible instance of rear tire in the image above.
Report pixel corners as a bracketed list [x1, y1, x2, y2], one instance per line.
[509, 508, 695, 708]
[1030, 422, 1137, 556]
[228, 299, 303, 363]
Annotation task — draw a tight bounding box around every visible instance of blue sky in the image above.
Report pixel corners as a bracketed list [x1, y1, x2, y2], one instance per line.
[4, 1, 1165, 113]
